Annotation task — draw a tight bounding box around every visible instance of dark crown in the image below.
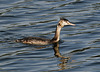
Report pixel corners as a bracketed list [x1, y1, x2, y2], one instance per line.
[60, 17, 69, 21]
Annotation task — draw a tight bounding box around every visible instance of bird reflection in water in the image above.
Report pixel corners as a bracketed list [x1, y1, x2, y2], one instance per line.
[32, 42, 71, 71]
[53, 42, 71, 71]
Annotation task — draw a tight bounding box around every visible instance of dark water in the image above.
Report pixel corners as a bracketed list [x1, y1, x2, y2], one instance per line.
[0, 0, 100, 72]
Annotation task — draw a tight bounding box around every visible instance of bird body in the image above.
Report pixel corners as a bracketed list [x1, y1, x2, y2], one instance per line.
[16, 18, 75, 45]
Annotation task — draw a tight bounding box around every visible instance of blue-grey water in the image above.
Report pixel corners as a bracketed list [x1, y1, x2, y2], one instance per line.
[0, 0, 100, 72]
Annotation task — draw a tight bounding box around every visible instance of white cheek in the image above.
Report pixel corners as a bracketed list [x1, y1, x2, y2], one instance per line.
[63, 21, 68, 25]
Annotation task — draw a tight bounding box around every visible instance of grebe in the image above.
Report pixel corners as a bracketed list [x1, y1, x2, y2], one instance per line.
[16, 18, 75, 45]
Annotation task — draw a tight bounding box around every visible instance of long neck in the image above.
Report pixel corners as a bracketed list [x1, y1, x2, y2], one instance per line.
[51, 24, 62, 42]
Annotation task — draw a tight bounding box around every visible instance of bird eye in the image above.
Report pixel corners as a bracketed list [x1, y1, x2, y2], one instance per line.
[58, 23, 60, 25]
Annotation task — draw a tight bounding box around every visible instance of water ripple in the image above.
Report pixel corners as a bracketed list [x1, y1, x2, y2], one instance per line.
[0, 0, 100, 72]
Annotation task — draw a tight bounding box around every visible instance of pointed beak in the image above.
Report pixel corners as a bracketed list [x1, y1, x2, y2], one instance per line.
[67, 21, 75, 26]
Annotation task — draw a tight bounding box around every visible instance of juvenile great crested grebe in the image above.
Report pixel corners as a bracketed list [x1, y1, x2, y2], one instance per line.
[16, 18, 75, 45]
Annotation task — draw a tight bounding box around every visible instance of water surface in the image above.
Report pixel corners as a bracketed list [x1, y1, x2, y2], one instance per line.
[0, 0, 100, 72]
